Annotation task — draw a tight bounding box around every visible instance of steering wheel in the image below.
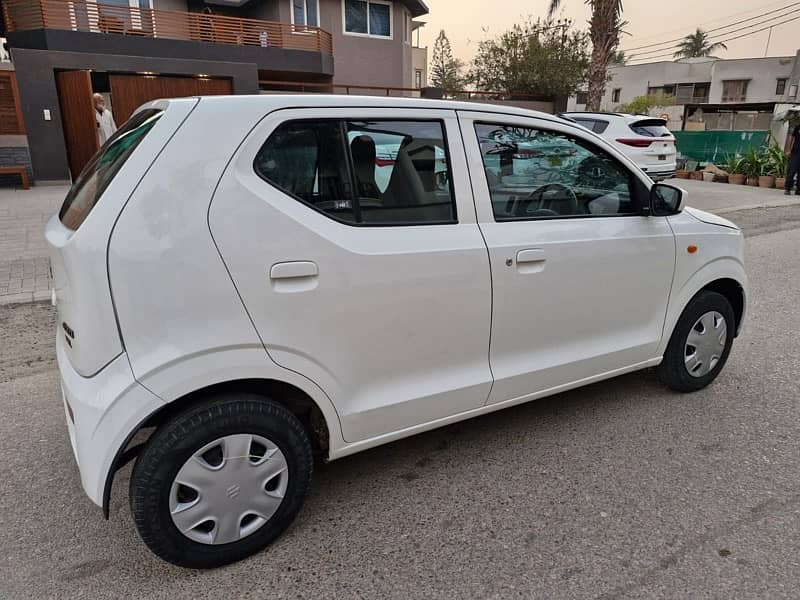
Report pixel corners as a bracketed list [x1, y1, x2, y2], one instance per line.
[516, 183, 578, 217]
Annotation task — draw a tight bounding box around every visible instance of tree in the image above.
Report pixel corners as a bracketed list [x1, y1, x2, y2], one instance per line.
[673, 28, 728, 59]
[430, 30, 464, 90]
[548, 0, 625, 112]
[617, 93, 674, 114]
[610, 49, 627, 64]
[468, 18, 590, 97]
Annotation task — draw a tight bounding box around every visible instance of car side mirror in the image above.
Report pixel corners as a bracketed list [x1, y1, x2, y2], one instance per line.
[649, 183, 685, 216]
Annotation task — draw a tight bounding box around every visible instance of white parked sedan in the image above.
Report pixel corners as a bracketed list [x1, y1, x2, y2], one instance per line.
[47, 95, 746, 568]
[562, 112, 677, 180]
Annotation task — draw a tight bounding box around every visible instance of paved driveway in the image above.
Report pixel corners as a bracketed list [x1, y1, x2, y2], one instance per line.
[1, 206, 799, 598]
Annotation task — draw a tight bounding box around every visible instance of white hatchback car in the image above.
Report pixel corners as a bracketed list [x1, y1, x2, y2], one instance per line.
[562, 112, 677, 180]
[47, 96, 746, 568]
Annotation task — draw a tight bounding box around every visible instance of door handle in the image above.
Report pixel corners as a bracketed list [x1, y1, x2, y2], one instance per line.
[516, 249, 546, 264]
[270, 261, 318, 280]
[515, 249, 546, 274]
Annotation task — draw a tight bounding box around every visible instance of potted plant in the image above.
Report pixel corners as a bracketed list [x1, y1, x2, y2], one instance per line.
[739, 149, 763, 186]
[727, 156, 745, 185]
[766, 144, 788, 189]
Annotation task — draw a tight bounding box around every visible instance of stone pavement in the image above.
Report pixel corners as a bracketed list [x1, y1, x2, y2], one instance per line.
[0, 184, 66, 305]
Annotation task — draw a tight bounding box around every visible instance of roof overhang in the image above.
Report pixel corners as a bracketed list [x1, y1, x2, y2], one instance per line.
[402, 0, 429, 17]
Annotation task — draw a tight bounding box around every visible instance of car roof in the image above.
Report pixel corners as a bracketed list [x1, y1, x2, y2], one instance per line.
[187, 94, 570, 124]
[564, 111, 666, 123]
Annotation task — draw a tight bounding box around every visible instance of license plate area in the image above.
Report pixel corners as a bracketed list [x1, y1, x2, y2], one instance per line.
[658, 155, 666, 161]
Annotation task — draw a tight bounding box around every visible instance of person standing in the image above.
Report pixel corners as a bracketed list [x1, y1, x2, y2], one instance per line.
[93, 93, 117, 146]
[785, 121, 800, 195]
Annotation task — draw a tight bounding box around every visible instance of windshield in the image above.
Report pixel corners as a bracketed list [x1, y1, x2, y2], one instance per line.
[59, 109, 163, 230]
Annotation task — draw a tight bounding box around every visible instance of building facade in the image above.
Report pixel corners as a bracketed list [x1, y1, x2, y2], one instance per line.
[0, 0, 429, 181]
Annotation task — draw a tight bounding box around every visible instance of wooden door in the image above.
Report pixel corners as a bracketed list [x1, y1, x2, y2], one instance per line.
[109, 74, 233, 125]
[55, 70, 98, 180]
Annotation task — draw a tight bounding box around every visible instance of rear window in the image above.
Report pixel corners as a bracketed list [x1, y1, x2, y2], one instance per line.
[629, 119, 670, 138]
[59, 109, 163, 230]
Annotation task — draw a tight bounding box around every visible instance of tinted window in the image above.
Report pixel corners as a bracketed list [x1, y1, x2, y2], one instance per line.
[255, 119, 456, 225]
[629, 119, 670, 137]
[475, 122, 636, 220]
[59, 108, 163, 230]
[573, 118, 610, 134]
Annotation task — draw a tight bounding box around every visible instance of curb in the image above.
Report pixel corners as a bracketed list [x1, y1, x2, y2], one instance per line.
[0, 289, 51, 306]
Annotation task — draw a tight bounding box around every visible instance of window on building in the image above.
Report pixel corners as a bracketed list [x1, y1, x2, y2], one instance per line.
[791, 84, 799, 99]
[344, 0, 392, 38]
[474, 123, 637, 220]
[415, 69, 423, 89]
[611, 88, 621, 103]
[776, 78, 788, 95]
[292, 0, 319, 26]
[255, 119, 456, 225]
[722, 80, 749, 103]
[575, 91, 588, 105]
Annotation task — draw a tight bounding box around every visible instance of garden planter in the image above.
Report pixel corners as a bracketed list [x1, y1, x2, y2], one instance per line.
[702, 172, 715, 182]
[675, 170, 690, 179]
[715, 175, 729, 184]
[758, 175, 775, 188]
[690, 171, 703, 180]
[776, 177, 786, 189]
[746, 177, 759, 187]
[729, 174, 746, 185]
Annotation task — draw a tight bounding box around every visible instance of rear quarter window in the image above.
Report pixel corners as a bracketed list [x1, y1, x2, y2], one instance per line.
[59, 108, 163, 230]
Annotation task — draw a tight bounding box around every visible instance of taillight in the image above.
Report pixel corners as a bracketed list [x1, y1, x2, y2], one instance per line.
[616, 138, 653, 148]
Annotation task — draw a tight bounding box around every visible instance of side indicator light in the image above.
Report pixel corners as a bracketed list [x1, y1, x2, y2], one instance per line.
[687, 245, 698, 254]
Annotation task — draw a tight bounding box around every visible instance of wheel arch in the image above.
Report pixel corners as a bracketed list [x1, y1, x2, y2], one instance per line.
[102, 375, 338, 519]
[659, 257, 747, 357]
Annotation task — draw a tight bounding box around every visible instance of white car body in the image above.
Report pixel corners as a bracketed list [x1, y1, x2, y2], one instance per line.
[562, 112, 677, 180]
[46, 95, 745, 523]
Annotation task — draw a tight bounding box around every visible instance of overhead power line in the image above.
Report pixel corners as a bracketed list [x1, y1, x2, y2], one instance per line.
[626, 13, 800, 64]
[622, 1, 800, 53]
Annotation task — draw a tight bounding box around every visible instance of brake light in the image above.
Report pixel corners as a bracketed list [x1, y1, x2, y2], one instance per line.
[616, 138, 653, 148]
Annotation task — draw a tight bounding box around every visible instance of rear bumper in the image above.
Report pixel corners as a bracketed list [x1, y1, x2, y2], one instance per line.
[57, 332, 163, 507]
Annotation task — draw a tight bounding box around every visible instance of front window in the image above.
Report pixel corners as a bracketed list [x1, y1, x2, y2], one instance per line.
[344, 0, 392, 38]
[611, 88, 621, 103]
[475, 123, 637, 221]
[292, 0, 319, 27]
[722, 80, 749, 103]
[59, 108, 163, 230]
[575, 91, 588, 105]
[776, 78, 788, 95]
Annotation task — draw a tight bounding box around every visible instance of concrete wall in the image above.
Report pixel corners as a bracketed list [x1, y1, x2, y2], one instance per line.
[708, 56, 794, 103]
[11, 47, 260, 182]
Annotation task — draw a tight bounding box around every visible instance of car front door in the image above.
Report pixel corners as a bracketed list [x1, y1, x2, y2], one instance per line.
[210, 108, 493, 443]
[459, 111, 676, 405]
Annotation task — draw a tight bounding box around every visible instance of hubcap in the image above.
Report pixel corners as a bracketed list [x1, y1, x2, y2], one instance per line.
[169, 434, 288, 545]
[684, 311, 727, 378]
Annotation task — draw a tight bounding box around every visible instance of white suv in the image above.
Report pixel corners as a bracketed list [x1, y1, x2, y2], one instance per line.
[562, 112, 677, 180]
[47, 96, 746, 568]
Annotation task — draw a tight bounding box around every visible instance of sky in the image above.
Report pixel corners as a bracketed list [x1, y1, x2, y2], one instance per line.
[416, 0, 800, 65]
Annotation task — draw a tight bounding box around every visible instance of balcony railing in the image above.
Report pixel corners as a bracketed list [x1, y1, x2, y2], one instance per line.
[3, 0, 333, 55]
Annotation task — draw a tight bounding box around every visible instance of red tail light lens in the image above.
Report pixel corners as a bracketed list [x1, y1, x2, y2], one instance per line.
[616, 138, 654, 148]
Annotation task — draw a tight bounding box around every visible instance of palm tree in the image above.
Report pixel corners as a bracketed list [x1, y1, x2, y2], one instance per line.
[673, 28, 727, 59]
[548, 1, 625, 112]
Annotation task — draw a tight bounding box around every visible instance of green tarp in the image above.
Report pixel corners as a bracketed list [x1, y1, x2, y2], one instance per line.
[673, 130, 770, 163]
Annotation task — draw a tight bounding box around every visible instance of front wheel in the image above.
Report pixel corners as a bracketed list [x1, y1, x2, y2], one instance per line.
[129, 394, 313, 568]
[658, 290, 736, 392]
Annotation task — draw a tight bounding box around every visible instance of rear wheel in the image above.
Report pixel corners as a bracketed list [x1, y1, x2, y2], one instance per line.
[658, 290, 735, 392]
[130, 394, 312, 568]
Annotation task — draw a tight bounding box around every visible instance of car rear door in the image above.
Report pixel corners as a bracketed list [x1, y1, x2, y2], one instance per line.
[458, 110, 676, 405]
[210, 107, 492, 443]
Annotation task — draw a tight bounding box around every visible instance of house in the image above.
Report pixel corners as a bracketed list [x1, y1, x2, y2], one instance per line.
[0, 0, 429, 182]
[567, 55, 797, 133]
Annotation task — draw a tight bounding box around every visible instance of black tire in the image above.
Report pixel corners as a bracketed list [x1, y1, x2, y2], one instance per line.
[658, 290, 736, 392]
[129, 394, 313, 568]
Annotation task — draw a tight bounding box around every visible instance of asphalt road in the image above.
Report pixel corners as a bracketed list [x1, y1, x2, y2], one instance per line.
[2, 207, 799, 599]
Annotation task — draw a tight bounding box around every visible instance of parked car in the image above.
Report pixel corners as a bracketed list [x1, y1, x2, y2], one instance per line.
[47, 96, 746, 568]
[562, 112, 677, 181]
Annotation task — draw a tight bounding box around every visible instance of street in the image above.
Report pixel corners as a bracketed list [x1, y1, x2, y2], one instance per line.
[1, 202, 799, 599]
